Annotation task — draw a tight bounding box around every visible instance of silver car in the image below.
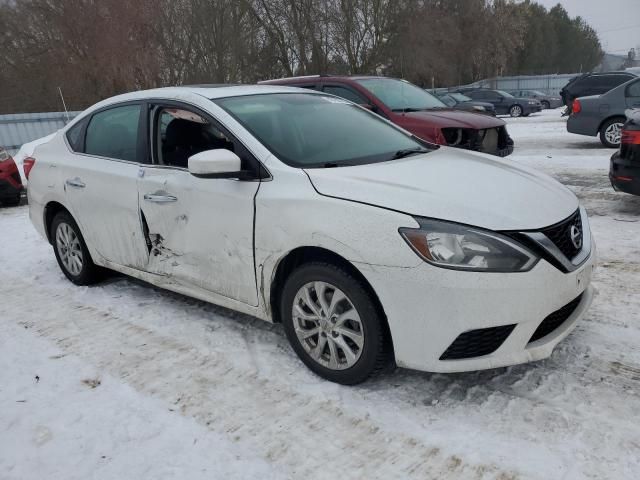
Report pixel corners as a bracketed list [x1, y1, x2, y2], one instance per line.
[567, 77, 640, 148]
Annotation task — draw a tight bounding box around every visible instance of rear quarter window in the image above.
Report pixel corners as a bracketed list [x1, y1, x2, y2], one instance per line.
[65, 118, 87, 152]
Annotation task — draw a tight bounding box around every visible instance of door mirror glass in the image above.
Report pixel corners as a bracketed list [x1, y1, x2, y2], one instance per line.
[188, 149, 242, 178]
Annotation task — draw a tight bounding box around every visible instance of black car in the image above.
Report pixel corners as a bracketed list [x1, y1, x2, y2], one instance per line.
[507, 90, 563, 109]
[457, 89, 542, 117]
[610, 110, 640, 195]
[436, 92, 496, 116]
[561, 72, 637, 113]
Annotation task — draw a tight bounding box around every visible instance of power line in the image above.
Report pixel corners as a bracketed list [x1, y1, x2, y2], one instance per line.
[597, 24, 640, 34]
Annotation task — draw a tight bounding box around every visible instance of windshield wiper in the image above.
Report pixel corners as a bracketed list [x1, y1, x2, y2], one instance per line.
[391, 107, 426, 113]
[391, 148, 428, 160]
[310, 161, 353, 168]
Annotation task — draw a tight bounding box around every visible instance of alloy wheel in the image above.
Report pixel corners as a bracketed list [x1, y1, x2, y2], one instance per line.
[510, 105, 522, 117]
[292, 281, 364, 370]
[605, 122, 623, 146]
[55, 222, 84, 276]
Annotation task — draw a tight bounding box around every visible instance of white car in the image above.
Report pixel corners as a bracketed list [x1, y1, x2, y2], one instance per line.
[27, 85, 595, 384]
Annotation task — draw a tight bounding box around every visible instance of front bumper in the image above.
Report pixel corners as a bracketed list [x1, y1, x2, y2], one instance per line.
[356, 236, 596, 373]
[524, 104, 543, 114]
[610, 151, 640, 196]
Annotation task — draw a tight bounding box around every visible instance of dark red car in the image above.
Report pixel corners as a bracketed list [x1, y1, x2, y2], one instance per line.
[610, 110, 640, 196]
[260, 75, 514, 157]
[0, 147, 23, 206]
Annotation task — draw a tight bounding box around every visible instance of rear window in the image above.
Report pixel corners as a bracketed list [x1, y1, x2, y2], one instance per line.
[215, 93, 431, 168]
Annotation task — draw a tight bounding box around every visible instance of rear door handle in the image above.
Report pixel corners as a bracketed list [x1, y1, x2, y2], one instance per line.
[65, 177, 85, 188]
[144, 193, 178, 203]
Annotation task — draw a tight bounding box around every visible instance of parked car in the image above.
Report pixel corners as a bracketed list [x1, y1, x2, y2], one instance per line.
[457, 89, 542, 117]
[435, 92, 496, 116]
[610, 109, 640, 195]
[0, 147, 23, 206]
[27, 85, 595, 384]
[261, 76, 514, 157]
[567, 76, 640, 148]
[507, 90, 563, 109]
[560, 71, 637, 114]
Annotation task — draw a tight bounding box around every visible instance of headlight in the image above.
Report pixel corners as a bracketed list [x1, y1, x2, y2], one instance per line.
[399, 218, 538, 272]
[528, 101, 536, 105]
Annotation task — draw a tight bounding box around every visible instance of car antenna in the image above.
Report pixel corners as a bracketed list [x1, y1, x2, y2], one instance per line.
[58, 87, 70, 123]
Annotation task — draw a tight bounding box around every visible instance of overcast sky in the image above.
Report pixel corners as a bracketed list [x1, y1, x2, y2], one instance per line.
[533, 0, 640, 55]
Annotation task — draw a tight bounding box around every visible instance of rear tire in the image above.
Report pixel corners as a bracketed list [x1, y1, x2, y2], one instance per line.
[599, 117, 625, 148]
[509, 105, 523, 117]
[50, 211, 102, 285]
[280, 262, 391, 385]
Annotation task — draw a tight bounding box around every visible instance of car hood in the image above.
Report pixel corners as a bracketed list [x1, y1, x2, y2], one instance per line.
[305, 148, 578, 231]
[405, 109, 505, 128]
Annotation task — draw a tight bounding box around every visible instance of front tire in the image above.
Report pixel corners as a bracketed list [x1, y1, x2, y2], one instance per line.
[509, 105, 523, 117]
[51, 211, 102, 285]
[541, 101, 550, 109]
[599, 117, 625, 148]
[280, 262, 391, 385]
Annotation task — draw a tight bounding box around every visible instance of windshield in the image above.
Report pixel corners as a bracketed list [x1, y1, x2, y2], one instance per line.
[497, 90, 515, 98]
[439, 95, 456, 107]
[215, 93, 431, 168]
[449, 93, 472, 102]
[355, 78, 447, 111]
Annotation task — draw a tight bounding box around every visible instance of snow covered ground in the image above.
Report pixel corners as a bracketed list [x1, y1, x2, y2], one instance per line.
[1, 109, 639, 479]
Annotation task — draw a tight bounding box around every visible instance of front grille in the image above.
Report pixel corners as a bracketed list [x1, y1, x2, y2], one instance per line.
[528, 294, 583, 343]
[540, 209, 582, 260]
[440, 324, 516, 360]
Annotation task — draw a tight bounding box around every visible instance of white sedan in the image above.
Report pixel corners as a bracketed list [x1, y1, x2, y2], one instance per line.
[26, 85, 595, 384]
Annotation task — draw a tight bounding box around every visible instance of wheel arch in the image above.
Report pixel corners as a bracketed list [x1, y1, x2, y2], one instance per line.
[43, 201, 71, 244]
[269, 246, 392, 349]
[598, 114, 626, 134]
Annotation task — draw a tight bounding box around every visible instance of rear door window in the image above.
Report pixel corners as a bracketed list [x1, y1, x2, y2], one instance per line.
[626, 80, 640, 99]
[85, 105, 142, 162]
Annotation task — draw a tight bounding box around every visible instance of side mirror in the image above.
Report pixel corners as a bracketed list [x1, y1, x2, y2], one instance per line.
[188, 149, 246, 179]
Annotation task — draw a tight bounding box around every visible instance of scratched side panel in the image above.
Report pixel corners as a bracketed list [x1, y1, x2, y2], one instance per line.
[254, 163, 422, 318]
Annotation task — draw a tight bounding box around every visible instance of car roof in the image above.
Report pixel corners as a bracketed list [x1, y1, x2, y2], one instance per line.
[64, 85, 323, 129]
[107, 84, 316, 102]
[259, 75, 397, 84]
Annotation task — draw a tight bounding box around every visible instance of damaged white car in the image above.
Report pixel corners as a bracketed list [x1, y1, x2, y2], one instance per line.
[27, 85, 595, 384]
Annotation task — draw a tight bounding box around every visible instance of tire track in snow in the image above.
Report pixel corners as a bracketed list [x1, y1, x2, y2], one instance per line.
[7, 280, 521, 480]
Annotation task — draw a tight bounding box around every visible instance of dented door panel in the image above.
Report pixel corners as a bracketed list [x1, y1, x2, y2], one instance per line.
[138, 166, 260, 306]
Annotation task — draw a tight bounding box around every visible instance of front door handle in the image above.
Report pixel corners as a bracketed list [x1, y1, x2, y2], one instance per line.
[144, 193, 178, 203]
[65, 177, 85, 188]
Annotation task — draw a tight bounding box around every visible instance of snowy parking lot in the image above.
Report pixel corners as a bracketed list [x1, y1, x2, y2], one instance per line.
[1, 109, 639, 480]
